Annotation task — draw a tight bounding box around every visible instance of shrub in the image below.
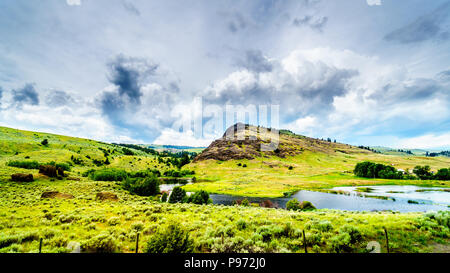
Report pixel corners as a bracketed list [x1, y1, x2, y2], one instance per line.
[163, 170, 182, 177]
[169, 187, 187, 203]
[187, 190, 211, 205]
[330, 232, 352, 253]
[71, 155, 84, 165]
[316, 220, 333, 232]
[260, 200, 277, 208]
[286, 200, 316, 211]
[339, 225, 362, 244]
[413, 165, 433, 180]
[145, 224, 193, 253]
[0, 232, 40, 249]
[286, 199, 300, 211]
[130, 169, 161, 178]
[236, 219, 248, 230]
[299, 201, 316, 211]
[46, 161, 71, 171]
[7, 160, 40, 169]
[107, 217, 121, 226]
[82, 233, 118, 253]
[41, 139, 48, 146]
[423, 211, 450, 228]
[161, 192, 168, 202]
[122, 148, 135, 155]
[241, 198, 250, 206]
[434, 168, 450, 181]
[91, 168, 128, 181]
[82, 169, 95, 177]
[131, 221, 145, 232]
[122, 176, 160, 196]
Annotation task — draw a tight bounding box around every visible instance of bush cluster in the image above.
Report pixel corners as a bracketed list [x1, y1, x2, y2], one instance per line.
[90, 168, 128, 181]
[129, 169, 161, 178]
[7, 160, 71, 172]
[286, 199, 316, 211]
[354, 162, 450, 181]
[187, 190, 212, 205]
[414, 166, 450, 180]
[354, 161, 404, 179]
[122, 176, 160, 196]
[145, 224, 194, 253]
[163, 169, 194, 177]
[169, 187, 187, 203]
[46, 161, 71, 171]
[81, 233, 118, 253]
[6, 160, 40, 169]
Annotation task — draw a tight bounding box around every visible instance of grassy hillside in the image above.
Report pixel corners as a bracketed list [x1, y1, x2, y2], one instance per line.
[0, 126, 178, 182]
[184, 125, 450, 197]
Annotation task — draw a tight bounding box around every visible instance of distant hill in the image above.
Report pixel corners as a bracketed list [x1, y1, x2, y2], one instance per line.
[146, 144, 205, 154]
[193, 123, 372, 162]
[370, 146, 450, 157]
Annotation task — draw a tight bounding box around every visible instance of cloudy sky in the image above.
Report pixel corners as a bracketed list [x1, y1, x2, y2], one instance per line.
[0, 0, 449, 149]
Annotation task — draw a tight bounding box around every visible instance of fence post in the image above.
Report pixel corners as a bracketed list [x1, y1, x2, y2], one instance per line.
[39, 238, 43, 253]
[383, 228, 390, 253]
[135, 233, 140, 254]
[302, 230, 307, 253]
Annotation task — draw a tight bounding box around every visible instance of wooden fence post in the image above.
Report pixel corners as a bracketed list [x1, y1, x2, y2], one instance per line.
[39, 238, 43, 253]
[302, 230, 307, 253]
[383, 228, 390, 253]
[135, 233, 140, 253]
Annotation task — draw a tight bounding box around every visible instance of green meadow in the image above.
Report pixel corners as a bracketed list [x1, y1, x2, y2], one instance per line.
[184, 151, 450, 197]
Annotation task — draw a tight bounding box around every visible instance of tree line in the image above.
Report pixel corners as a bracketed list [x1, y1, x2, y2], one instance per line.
[354, 161, 450, 181]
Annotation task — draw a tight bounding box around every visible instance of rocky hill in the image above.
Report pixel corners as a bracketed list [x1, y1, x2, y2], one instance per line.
[193, 123, 372, 162]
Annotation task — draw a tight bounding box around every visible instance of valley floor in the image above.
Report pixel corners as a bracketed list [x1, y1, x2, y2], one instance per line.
[0, 179, 449, 253]
[184, 152, 450, 197]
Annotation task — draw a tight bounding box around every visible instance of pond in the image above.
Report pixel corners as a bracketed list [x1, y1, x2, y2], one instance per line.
[208, 186, 450, 212]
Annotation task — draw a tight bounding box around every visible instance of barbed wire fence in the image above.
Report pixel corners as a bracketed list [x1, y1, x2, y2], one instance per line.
[35, 227, 391, 254]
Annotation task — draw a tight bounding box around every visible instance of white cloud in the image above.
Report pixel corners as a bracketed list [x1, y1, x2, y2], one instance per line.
[285, 116, 317, 136]
[66, 0, 81, 6]
[366, 0, 382, 6]
[395, 133, 450, 149]
[153, 129, 213, 147]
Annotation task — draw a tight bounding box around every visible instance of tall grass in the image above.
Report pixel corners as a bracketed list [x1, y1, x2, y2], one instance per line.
[90, 168, 128, 181]
[6, 160, 40, 169]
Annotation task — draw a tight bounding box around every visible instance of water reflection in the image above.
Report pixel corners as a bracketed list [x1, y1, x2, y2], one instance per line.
[209, 186, 450, 212]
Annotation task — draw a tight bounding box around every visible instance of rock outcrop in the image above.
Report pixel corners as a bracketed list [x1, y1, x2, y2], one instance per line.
[41, 191, 74, 199]
[96, 192, 119, 201]
[11, 173, 34, 182]
[193, 123, 373, 162]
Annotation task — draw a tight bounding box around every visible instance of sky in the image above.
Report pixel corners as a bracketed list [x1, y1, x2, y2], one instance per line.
[0, 0, 449, 149]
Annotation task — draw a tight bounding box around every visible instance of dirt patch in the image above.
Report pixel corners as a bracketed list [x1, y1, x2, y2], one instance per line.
[67, 177, 81, 181]
[41, 191, 74, 199]
[11, 173, 34, 182]
[96, 192, 119, 201]
[429, 242, 450, 253]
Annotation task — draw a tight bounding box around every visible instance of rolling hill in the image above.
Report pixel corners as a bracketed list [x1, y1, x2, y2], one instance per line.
[184, 124, 450, 197]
